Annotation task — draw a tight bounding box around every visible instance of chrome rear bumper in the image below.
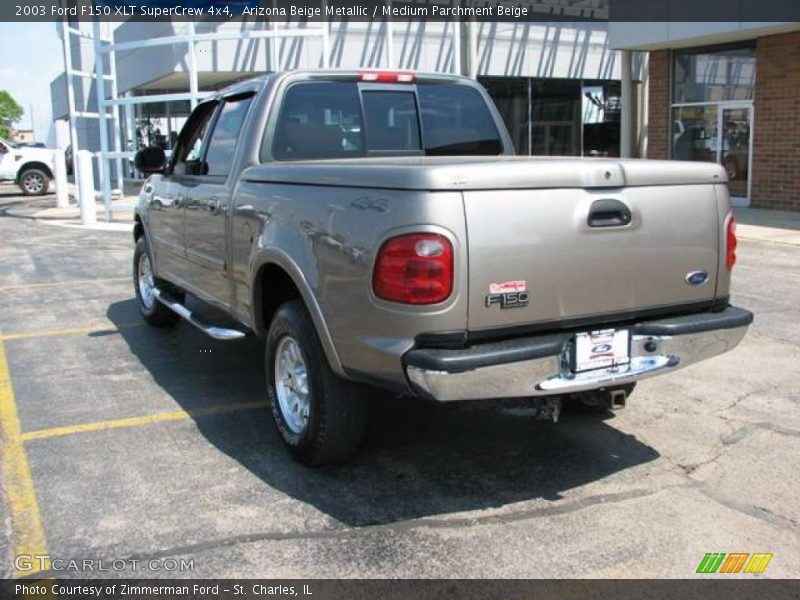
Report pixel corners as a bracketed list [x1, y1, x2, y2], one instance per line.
[405, 306, 752, 402]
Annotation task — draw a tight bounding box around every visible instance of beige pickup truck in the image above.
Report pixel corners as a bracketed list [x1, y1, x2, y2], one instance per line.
[132, 70, 753, 464]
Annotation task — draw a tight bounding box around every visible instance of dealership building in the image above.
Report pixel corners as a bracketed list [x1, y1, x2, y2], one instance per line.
[50, 10, 799, 212]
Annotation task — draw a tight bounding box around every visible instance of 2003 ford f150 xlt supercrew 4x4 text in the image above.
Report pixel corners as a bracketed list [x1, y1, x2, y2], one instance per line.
[132, 70, 753, 465]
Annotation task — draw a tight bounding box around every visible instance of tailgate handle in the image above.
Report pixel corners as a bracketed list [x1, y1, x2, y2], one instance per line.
[587, 199, 632, 228]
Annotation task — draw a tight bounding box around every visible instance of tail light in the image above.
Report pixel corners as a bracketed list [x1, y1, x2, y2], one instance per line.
[373, 233, 453, 305]
[359, 71, 416, 83]
[726, 215, 737, 271]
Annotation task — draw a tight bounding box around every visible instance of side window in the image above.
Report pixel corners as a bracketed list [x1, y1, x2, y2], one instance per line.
[172, 102, 217, 175]
[273, 82, 364, 160]
[203, 95, 254, 177]
[0, 142, 8, 154]
[362, 91, 421, 152]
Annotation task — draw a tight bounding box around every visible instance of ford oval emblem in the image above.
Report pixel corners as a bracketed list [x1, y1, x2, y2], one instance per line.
[592, 343, 612, 353]
[685, 271, 709, 286]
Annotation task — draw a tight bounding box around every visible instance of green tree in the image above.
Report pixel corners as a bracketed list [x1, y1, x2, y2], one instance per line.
[0, 91, 24, 139]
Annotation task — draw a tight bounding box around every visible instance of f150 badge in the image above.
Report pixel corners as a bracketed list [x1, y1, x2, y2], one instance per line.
[486, 280, 530, 309]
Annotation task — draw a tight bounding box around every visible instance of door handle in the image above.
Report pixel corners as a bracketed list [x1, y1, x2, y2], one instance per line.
[587, 199, 632, 228]
[207, 197, 222, 214]
[173, 195, 185, 209]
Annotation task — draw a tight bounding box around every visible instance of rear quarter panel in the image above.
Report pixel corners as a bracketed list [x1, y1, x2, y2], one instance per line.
[231, 179, 468, 390]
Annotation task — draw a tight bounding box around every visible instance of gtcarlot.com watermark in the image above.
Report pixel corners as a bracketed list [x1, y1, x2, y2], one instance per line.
[15, 554, 194, 573]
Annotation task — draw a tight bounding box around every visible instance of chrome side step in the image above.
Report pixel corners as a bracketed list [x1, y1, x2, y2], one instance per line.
[153, 288, 247, 341]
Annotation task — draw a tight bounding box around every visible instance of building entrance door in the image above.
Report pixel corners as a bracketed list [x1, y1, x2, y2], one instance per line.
[672, 102, 752, 206]
[720, 105, 752, 205]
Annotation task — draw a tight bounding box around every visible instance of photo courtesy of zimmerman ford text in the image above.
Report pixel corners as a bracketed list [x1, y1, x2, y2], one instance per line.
[0, 0, 799, 597]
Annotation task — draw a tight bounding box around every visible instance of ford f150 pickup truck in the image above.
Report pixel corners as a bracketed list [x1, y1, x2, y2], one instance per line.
[132, 70, 753, 465]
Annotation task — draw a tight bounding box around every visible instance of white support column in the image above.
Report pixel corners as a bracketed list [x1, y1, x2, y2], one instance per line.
[385, 0, 394, 68]
[77, 150, 96, 226]
[620, 49, 633, 158]
[453, 20, 461, 75]
[60, 19, 80, 183]
[467, 21, 478, 79]
[320, 5, 330, 69]
[53, 149, 69, 209]
[107, 24, 124, 194]
[187, 22, 199, 109]
[93, 20, 112, 220]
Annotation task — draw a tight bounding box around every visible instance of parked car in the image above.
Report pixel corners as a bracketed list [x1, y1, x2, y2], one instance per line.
[132, 71, 752, 465]
[0, 138, 54, 195]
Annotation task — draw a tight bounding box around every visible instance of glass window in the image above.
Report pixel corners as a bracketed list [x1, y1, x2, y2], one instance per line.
[362, 91, 421, 152]
[479, 77, 529, 154]
[582, 81, 621, 157]
[671, 105, 719, 163]
[204, 95, 254, 177]
[273, 82, 364, 160]
[673, 45, 756, 104]
[531, 79, 580, 156]
[173, 101, 217, 175]
[418, 84, 503, 156]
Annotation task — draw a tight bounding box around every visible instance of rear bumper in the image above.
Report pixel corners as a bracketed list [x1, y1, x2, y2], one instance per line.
[404, 306, 753, 402]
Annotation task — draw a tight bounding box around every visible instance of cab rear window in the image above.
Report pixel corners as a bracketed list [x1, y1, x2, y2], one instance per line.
[271, 81, 503, 160]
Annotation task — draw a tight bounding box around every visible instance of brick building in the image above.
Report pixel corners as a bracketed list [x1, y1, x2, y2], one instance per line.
[611, 22, 800, 211]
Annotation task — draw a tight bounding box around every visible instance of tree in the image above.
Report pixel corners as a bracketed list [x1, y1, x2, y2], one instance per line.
[0, 91, 24, 139]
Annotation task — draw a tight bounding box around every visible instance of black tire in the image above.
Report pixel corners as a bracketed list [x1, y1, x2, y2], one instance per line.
[19, 168, 50, 196]
[562, 383, 637, 415]
[266, 300, 366, 465]
[133, 237, 181, 328]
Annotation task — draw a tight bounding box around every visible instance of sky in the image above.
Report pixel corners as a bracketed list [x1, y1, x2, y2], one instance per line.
[0, 23, 65, 144]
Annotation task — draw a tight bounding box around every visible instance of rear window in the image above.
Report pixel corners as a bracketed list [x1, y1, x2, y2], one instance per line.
[271, 81, 503, 160]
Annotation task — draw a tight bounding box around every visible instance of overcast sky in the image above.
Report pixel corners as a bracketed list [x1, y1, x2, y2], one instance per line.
[0, 22, 64, 144]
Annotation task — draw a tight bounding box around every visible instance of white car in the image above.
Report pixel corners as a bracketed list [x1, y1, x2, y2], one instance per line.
[0, 138, 55, 196]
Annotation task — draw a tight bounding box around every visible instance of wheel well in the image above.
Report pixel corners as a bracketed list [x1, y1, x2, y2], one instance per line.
[254, 264, 302, 336]
[133, 215, 144, 241]
[17, 162, 53, 182]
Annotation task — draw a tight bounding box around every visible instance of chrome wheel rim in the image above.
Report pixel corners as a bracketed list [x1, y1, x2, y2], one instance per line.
[274, 336, 310, 435]
[137, 251, 156, 310]
[22, 173, 44, 194]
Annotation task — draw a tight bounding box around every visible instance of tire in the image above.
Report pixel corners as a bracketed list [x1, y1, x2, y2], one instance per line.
[18, 168, 50, 196]
[266, 300, 366, 465]
[563, 383, 637, 415]
[133, 237, 181, 328]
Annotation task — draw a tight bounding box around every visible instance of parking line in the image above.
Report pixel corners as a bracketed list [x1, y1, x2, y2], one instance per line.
[0, 322, 144, 342]
[0, 336, 50, 577]
[0, 277, 131, 293]
[20, 400, 269, 443]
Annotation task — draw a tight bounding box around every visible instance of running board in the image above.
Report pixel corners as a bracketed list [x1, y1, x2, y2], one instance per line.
[153, 288, 247, 341]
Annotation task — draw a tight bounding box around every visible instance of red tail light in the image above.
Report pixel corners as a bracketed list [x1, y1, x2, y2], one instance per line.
[359, 71, 416, 83]
[726, 215, 737, 271]
[373, 233, 453, 305]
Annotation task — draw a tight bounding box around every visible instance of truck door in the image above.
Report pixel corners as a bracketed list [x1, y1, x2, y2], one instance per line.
[183, 93, 255, 308]
[0, 141, 16, 179]
[147, 101, 217, 287]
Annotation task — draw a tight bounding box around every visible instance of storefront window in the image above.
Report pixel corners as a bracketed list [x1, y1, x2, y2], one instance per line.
[481, 77, 621, 158]
[673, 44, 756, 104]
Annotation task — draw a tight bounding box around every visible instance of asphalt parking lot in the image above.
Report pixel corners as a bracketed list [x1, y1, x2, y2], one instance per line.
[1, 189, 799, 579]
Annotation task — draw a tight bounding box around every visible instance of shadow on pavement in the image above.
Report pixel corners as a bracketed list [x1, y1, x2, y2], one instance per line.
[108, 298, 660, 527]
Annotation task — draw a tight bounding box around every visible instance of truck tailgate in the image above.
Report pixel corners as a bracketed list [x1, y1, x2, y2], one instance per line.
[464, 184, 720, 331]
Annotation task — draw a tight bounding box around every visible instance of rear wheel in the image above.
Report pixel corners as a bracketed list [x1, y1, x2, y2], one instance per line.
[133, 237, 181, 327]
[266, 300, 366, 465]
[19, 168, 50, 196]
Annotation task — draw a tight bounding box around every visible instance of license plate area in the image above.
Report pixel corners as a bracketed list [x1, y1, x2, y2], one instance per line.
[572, 328, 630, 373]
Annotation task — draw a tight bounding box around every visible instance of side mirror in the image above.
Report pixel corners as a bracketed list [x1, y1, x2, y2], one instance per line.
[134, 147, 166, 174]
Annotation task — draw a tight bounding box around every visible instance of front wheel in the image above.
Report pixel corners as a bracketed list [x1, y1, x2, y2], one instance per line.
[133, 237, 181, 327]
[266, 300, 366, 465]
[19, 168, 50, 196]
